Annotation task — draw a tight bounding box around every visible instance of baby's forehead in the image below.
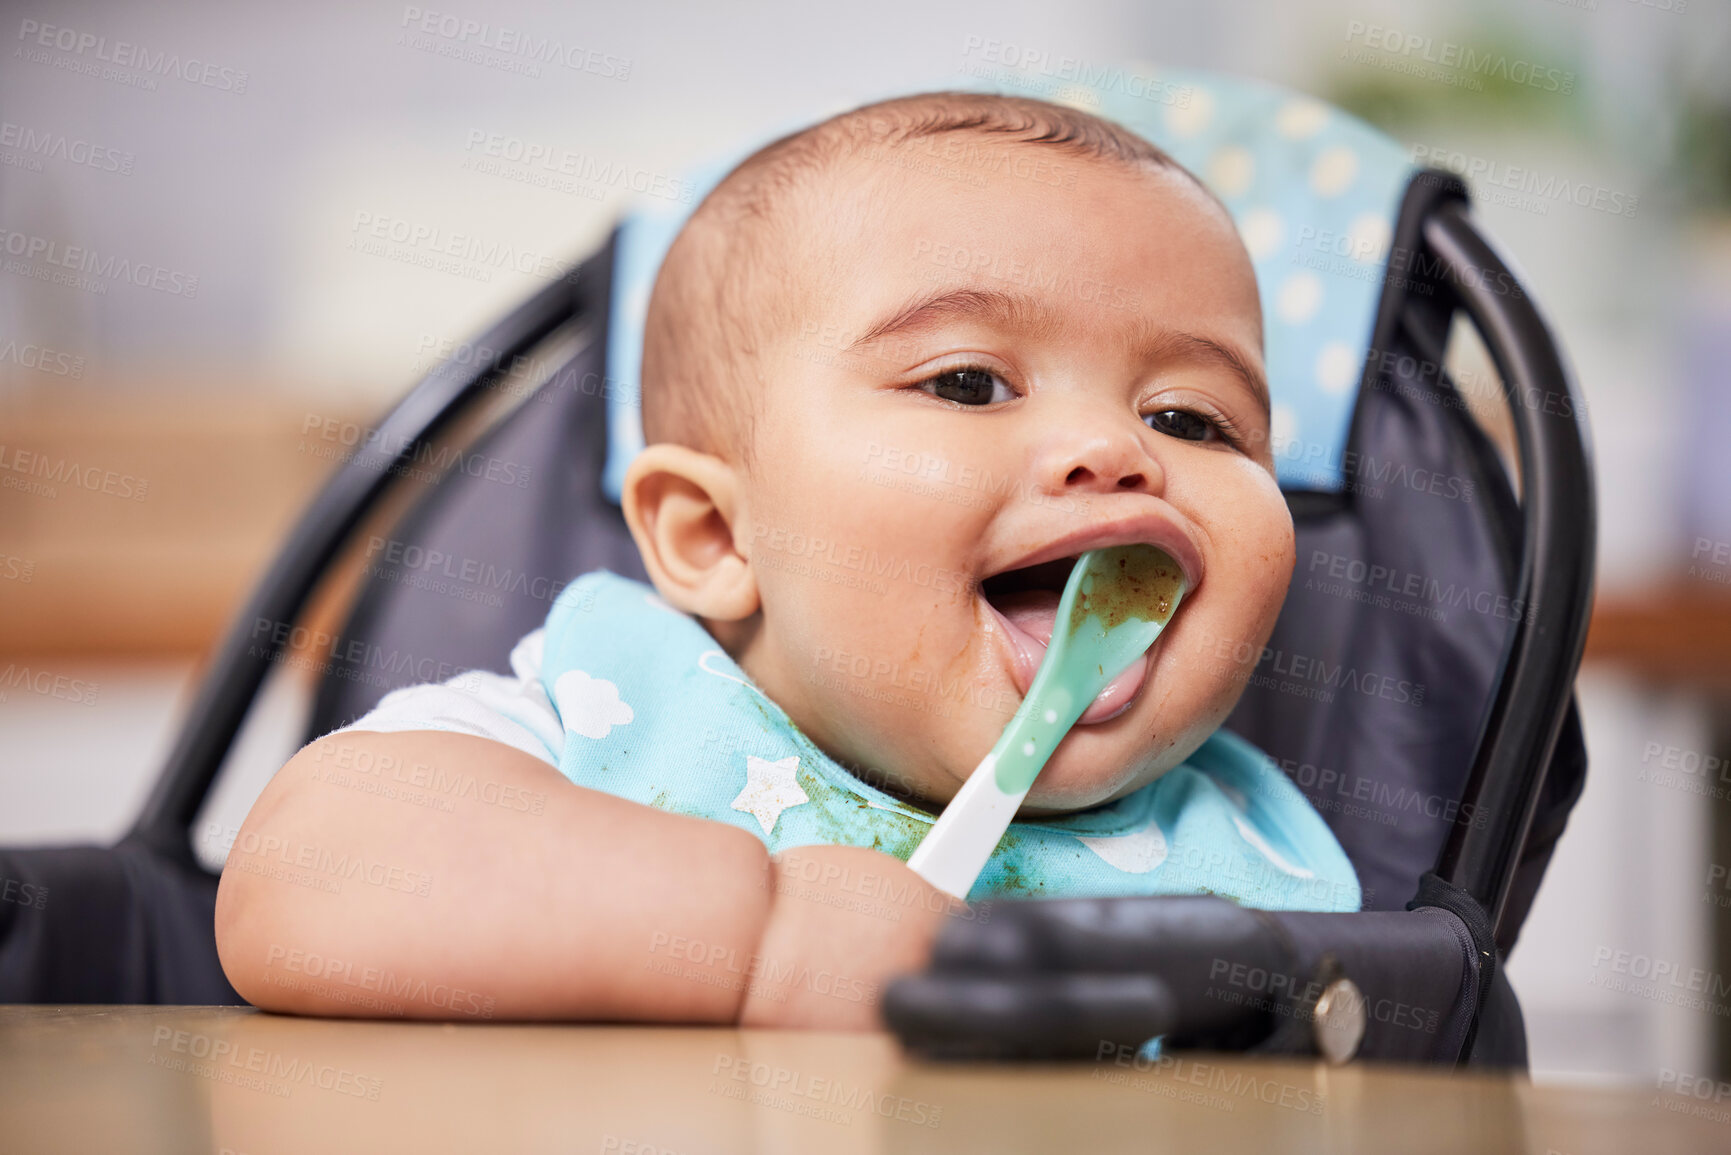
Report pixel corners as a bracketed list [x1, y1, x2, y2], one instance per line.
[803, 138, 1232, 259]
[780, 140, 1253, 314]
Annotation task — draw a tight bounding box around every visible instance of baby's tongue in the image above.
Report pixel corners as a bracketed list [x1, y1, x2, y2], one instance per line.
[992, 588, 1150, 724]
[997, 587, 1061, 649]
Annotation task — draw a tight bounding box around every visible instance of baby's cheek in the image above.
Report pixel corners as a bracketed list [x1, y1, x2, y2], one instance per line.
[1171, 486, 1292, 699]
[1250, 531, 1297, 625]
[1223, 474, 1296, 620]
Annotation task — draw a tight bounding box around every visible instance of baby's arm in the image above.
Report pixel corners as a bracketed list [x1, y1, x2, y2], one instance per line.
[214, 728, 948, 1027]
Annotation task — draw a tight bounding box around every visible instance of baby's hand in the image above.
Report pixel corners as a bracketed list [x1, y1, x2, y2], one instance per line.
[739, 845, 962, 1030]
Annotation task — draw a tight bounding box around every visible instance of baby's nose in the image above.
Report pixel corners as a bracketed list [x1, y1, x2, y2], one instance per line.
[1063, 462, 1147, 491]
[1037, 425, 1164, 497]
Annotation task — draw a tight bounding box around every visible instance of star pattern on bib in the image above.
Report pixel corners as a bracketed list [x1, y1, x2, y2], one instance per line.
[730, 754, 808, 836]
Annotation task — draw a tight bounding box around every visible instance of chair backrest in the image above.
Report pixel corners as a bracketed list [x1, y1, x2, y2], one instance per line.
[309, 236, 647, 733]
[308, 71, 1585, 930]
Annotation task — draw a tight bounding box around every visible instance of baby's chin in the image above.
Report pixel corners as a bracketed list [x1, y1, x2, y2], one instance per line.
[1017, 759, 1156, 816]
[917, 740, 1156, 817]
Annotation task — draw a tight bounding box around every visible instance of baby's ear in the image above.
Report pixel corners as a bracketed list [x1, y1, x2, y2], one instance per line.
[620, 444, 758, 622]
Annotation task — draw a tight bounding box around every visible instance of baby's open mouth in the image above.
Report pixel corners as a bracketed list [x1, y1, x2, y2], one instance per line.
[979, 556, 1157, 726]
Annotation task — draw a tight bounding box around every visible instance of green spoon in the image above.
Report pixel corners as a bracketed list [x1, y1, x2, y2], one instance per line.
[906, 544, 1187, 899]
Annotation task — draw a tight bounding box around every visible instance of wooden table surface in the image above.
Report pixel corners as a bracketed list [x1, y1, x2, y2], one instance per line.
[0, 1006, 1722, 1155]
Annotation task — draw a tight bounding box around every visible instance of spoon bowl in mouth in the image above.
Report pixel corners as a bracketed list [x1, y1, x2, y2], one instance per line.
[908, 544, 1188, 898]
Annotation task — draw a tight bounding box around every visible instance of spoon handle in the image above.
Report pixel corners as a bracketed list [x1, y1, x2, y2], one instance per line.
[906, 694, 1075, 899]
[906, 749, 1030, 901]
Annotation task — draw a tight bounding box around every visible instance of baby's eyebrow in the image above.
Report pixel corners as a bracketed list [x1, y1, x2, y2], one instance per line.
[848, 285, 1270, 417]
[848, 286, 1059, 350]
[1137, 328, 1271, 418]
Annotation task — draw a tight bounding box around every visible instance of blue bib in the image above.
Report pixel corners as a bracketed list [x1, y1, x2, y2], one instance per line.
[539, 571, 1359, 910]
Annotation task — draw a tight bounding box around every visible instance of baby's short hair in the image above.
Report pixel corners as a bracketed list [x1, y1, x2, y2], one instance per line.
[640, 91, 1194, 462]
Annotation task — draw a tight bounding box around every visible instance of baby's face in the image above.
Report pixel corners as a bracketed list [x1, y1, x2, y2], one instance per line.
[728, 145, 1291, 814]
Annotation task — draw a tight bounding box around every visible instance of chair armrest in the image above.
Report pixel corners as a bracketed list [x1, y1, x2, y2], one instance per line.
[883, 895, 1486, 1065]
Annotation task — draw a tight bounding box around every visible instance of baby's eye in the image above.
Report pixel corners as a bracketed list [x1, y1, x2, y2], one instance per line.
[917, 367, 1016, 406]
[1144, 408, 1224, 443]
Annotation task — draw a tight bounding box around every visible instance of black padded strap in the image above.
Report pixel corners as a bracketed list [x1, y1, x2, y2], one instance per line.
[1408, 870, 1497, 1063]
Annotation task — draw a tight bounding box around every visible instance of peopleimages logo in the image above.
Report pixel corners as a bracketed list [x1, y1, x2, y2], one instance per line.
[1410, 146, 1638, 219]
[462, 131, 694, 204]
[0, 229, 199, 297]
[363, 534, 573, 606]
[1305, 550, 1525, 624]
[0, 337, 85, 378]
[263, 945, 497, 1018]
[957, 36, 1191, 107]
[1589, 946, 1731, 1008]
[0, 662, 100, 706]
[149, 1026, 383, 1100]
[710, 1054, 944, 1128]
[1342, 22, 1576, 95]
[348, 211, 579, 287]
[1272, 439, 1478, 503]
[1200, 629, 1427, 708]
[16, 19, 249, 93]
[0, 443, 150, 501]
[0, 121, 134, 174]
[398, 7, 631, 79]
[299, 412, 533, 489]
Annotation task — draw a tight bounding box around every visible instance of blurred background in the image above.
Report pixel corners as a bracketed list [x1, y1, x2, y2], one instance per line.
[3, 0, 1729, 1087]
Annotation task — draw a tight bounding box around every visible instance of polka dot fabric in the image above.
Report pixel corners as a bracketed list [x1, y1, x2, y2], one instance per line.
[600, 68, 1415, 499]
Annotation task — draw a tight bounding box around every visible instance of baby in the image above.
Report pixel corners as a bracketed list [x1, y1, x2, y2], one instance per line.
[215, 91, 1358, 1029]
